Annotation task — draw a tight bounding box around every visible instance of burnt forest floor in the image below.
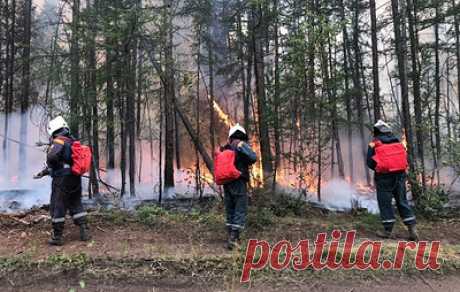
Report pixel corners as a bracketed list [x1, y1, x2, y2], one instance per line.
[1, 193, 460, 291]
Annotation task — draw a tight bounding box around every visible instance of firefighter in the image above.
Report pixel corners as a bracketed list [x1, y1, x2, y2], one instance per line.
[221, 124, 257, 250]
[34, 116, 90, 246]
[367, 120, 418, 241]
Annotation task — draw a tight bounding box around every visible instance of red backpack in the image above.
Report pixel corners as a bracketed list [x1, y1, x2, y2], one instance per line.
[70, 141, 92, 176]
[56, 137, 92, 176]
[372, 140, 408, 174]
[214, 149, 241, 185]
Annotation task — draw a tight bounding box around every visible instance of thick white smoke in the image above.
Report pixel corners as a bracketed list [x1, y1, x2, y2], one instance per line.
[0, 108, 216, 213]
[0, 109, 51, 213]
[320, 179, 379, 214]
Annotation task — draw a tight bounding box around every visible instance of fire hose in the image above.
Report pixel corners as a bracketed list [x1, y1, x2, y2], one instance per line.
[1, 133, 119, 194]
[0, 133, 46, 151]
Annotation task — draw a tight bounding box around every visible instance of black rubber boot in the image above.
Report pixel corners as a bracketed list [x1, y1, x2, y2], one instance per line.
[74, 217, 91, 241]
[75, 217, 91, 242]
[376, 225, 393, 239]
[48, 223, 64, 246]
[407, 224, 419, 241]
[227, 229, 239, 250]
[79, 223, 91, 241]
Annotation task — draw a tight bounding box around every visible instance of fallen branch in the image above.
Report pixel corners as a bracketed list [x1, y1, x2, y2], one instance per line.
[96, 226, 107, 233]
[82, 175, 120, 193]
[0, 214, 31, 225]
[175, 103, 214, 173]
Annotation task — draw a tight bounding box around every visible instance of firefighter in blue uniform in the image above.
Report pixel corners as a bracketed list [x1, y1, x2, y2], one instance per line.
[367, 120, 418, 241]
[34, 116, 90, 246]
[221, 124, 257, 250]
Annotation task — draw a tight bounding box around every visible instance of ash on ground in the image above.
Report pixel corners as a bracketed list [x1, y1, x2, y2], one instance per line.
[0, 189, 50, 214]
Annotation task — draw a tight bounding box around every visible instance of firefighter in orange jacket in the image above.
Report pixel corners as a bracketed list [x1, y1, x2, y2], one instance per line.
[34, 116, 90, 246]
[367, 120, 418, 241]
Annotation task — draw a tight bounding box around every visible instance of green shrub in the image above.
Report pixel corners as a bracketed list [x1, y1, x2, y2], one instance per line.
[136, 205, 168, 225]
[247, 207, 275, 230]
[102, 209, 130, 224]
[354, 212, 381, 230]
[270, 193, 305, 217]
[46, 253, 89, 269]
[251, 189, 306, 217]
[415, 186, 449, 218]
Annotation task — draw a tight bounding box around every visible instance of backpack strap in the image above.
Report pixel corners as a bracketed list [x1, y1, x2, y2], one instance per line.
[55, 136, 74, 164]
[53, 138, 65, 145]
[55, 135, 73, 143]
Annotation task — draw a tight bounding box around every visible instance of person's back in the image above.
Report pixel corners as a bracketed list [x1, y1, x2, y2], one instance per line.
[219, 124, 256, 250]
[367, 132, 404, 176]
[34, 116, 90, 246]
[367, 120, 418, 241]
[46, 128, 75, 177]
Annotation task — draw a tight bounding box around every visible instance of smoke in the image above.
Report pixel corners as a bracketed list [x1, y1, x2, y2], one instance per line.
[0, 109, 51, 213]
[0, 108, 218, 213]
[103, 167, 215, 202]
[320, 179, 379, 214]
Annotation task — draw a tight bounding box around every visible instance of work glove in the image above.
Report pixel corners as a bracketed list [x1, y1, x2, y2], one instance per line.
[33, 169, 49, 179]
[33, 173, 44, 179]
[230, 139, 241, 149]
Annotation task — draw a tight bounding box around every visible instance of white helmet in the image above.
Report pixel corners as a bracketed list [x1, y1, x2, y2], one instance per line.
[229, 123, 247, 138]
[374, 120, 392, 133]
[47, 116, 69, 136]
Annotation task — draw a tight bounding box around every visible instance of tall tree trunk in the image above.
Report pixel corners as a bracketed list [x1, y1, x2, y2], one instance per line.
[195, 23, 202, 197]
[434, 4, 441, 183]
[175, 111, 181, 169]
[19, 0, 32, 176]
[328, 34, 345, 178]
[86, 0, 99, 196]
[137, 44, 143, 182]
[446, 57, 452, 154]
[272, 0, 281, 189]
[137, 45, 143, 137]
[70, 0, 81, 137]
[7, 0, 14, 115]
[208, 40, 216, 153]
[390, 0, 416, 178]
[127, 2, 140, 197]
[118, 47, 127, 197]
[158, 74, 164, 203]
[0, 1, 4, 124]
[339, 0, 354, 183]
[44, 3, 64, 116]
[244, 22, 253, 132]
[236, 3, 249, 133]
[3, 0, 15, 165]
[163, 0, 175, 190]
[106, 37, 115, 169]
[454, 0, 460, 116]
[127, 50, 136, 197]
[252, 2, 273, 187]
[352, 0, 370, 185]
[369, 0, 381, 121]
[407, 0, 426, 191]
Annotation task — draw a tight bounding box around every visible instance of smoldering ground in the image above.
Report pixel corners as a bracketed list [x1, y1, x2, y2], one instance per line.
[1, 108, 458, 214]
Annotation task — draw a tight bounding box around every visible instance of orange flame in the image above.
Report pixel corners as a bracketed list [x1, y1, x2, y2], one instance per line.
[211, 99, 264, 186]
[212, 99, 233, 127]
[249, 137, 264, 187]
[401, 131, 407, 149]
